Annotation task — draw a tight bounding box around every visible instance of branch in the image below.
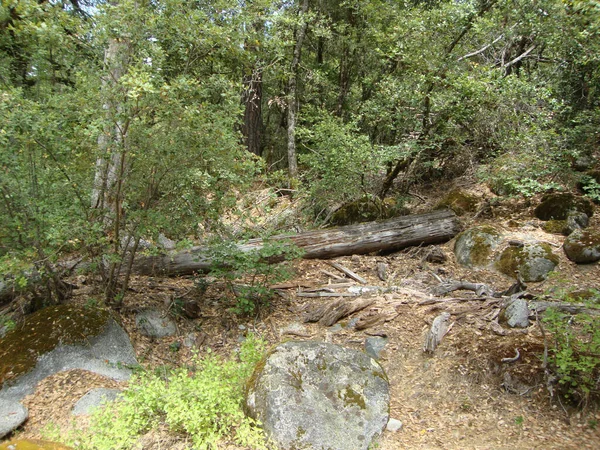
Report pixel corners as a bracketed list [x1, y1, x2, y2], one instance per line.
[502, 44, 537, 69]
[458, 33, 504, 61]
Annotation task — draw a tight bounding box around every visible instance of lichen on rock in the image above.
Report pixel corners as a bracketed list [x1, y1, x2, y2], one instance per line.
[494, 243, 559, 282]
[245, 341, 389, 450]
[454, 226, 502, 268]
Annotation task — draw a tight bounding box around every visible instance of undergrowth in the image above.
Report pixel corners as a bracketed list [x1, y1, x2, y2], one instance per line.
[43, 334, 270, 449]
[542, 278, 600, 406]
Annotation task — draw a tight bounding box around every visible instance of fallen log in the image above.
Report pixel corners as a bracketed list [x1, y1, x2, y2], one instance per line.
[131, 209, 461, 276]
[0, 209, 460, 303]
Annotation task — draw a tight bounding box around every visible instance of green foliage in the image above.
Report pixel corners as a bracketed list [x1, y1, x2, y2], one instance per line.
[208, 238, 304, 315]
[542, 285, 600, 404]
[299, 111, 397, 213]
[45, 335, 269, 449]
[579, 174, 600, 203]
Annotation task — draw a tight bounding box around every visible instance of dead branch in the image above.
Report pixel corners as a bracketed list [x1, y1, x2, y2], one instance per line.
[326, 261, 367, 284]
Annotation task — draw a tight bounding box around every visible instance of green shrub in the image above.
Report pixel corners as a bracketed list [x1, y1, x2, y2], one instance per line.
[542, 289, 600, 405]
[45, 334, 269, 449]
[208, 238, 304, 315]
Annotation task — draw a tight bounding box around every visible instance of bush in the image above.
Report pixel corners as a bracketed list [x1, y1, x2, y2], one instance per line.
[208, 238, 304, 315]
[45, 334, 269, 449]
[542, 288, 600, 405]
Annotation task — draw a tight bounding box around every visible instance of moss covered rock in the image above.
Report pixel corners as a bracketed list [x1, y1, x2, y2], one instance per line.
[542, 220, 569, 235]
[330, 197, 407, 226]
[563, 230, 600, 264]
[495, 243, 559, 282]
[454, 226, 503, 268]
[534, 193, 594, 221]
[0, 305, 110, 385]
[435, 189, 478, 216]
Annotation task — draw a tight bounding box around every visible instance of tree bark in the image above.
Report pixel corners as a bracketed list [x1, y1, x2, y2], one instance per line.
[130, 209, 461, 276]
[286, 0, 309, 183]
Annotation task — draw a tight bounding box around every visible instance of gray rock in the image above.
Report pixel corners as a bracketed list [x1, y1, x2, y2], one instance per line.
[0, 319, 136, 405]
[183, 332, 197, 348]
[503, 298, 530, 328]
[454, 226, 503, 268]
[564, 230, 600, 264]
[328, 323, 343, 333]
[246, 341, 389, 450]
[135, 309, 176, 338]
[566, 212, 589, 234]
[386, 418, 403, 433]
[0, 400, 28, 439]
[280, 322, 310, 337]
[0, 325, 7, 339]
[72, 388, 122, 416]
[365, 337, 388, 359]
[158, 233, 176, 250]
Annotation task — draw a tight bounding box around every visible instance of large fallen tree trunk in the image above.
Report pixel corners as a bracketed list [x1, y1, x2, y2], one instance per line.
[131, 209, 461, 276]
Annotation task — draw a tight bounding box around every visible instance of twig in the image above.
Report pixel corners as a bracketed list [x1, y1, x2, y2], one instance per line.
[501, 348, 521, 363]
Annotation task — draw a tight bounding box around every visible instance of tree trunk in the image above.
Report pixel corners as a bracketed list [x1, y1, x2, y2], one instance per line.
[131, 209, 461, 276]
[286, 0, 309, 184]
[242, 69, 263, 156]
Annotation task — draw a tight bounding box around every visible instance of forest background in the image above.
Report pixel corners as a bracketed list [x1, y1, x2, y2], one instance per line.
[1, 0, 599, 305]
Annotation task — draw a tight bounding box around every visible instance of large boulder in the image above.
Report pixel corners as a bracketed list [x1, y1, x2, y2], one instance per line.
[454, 226, 503, 268]
[494, 242, 559, 282]
[0, 305, 137, 433]
[563, 230, 600, 264]
[245, 341, 389, 450]
[534, 193, 593, 221]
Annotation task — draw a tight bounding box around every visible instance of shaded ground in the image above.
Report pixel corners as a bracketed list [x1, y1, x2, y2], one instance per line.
[5, 187, 600, 449]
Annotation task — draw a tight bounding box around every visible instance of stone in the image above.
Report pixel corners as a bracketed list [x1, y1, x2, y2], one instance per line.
[135, 309, 176, 338]
[494, 242, 559, 282]
[246, 341, 389, 450]
[72, 388, 121, 416]
[454, 226, 503, 268]
[502, 299, 530, 328]
[0, 401, 28, 439]
[563, 230, 600, 264]
[386, 418, 403, 433]
[157, 233, 176, 250]
[566, 211, 589, 232]
[434, 189, 478, 216]
[365, 337, 388, 359]
[534, 193, 594, 221]
[280, 322, 310, 337]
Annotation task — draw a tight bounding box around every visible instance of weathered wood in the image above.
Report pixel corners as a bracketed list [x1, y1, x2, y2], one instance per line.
[303, 297, 375, 326]
[423, 312, 452, 353]
[131, 209, 461, 276]
[530, 301, 600, 316]
[326, 261, 367, 284]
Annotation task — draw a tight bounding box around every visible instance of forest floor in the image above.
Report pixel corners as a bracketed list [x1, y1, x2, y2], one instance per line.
[10, 183, 600, 449]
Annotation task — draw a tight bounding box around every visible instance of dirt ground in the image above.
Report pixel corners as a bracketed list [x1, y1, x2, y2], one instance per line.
[8, 187, 600, 449]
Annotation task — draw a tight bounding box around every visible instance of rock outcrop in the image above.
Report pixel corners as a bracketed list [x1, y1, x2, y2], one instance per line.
[245, 341, 389, 450]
